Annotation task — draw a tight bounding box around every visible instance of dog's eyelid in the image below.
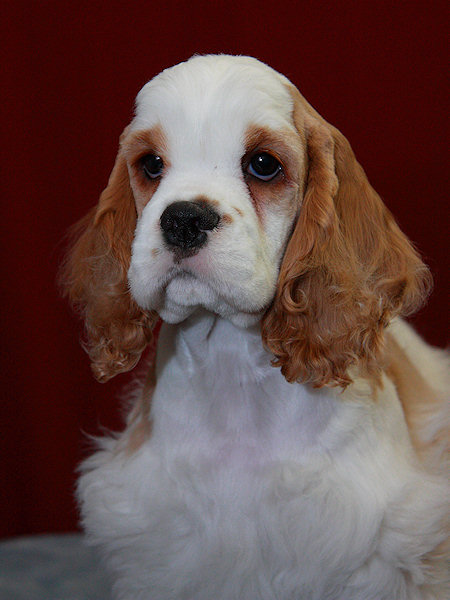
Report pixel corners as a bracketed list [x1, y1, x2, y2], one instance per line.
[243, 145, 286, 167]
[243, 148, 285, 182]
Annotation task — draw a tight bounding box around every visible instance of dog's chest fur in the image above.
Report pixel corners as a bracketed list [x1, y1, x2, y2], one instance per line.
[78, 314, 445, 600]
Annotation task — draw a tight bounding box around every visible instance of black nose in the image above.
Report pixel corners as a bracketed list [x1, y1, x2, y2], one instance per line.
[160, 201, 220, 251]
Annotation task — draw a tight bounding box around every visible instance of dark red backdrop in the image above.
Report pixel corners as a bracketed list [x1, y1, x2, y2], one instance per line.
[1, 1, 448, 537]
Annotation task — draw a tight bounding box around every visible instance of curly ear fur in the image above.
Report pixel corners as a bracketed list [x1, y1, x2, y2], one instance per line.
[262, 88, 432, 388]
[60, 134, 157, 382]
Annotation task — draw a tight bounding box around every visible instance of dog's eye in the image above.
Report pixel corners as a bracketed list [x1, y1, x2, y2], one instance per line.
[247, 152, 282, 181]
[141, 154, 164, 179]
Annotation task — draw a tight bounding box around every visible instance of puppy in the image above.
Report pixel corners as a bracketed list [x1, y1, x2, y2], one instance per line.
[62, 55, 449, 600]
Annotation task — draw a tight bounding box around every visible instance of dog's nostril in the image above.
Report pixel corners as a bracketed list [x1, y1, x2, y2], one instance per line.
[160, 200, 220, 251]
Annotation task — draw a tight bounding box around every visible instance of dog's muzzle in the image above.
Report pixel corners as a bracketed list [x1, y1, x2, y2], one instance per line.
[160, 200, 220, 253]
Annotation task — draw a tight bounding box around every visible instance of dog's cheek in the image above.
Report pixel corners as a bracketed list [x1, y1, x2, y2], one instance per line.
[128, 228, 171, 311]
[246, 178, 297, 221]
[255, 189, 298, 269]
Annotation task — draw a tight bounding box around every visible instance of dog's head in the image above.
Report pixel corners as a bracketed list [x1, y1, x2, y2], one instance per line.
[62, 55, 430, 387]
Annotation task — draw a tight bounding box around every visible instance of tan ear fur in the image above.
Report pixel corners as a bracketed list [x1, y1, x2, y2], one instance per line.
[262, 88, 432, 387]
[60, 132, 157, 382]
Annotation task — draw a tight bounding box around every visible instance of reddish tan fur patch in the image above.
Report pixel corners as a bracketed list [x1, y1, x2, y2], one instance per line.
[59, 126, 158, 382]
[196, 196, 220, 209]
[123, 126, 169, 215]
[124, 126, 169, 161]
[385, 334, 449, 459]
[244, 125, 305, 171]
[243, 125, 303, 221]
[118, 357, 157, 456]
[261, 85, 431, 388]
[385, 337, 450, 585]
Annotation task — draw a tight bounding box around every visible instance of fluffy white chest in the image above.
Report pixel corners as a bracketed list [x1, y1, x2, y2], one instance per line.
[78, 315, 445, 600]
[151, 314, 342, 467]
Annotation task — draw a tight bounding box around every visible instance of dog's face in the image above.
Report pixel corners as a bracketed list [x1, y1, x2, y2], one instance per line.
[62, 55, 430, 386]
[125, 56, 303, 326]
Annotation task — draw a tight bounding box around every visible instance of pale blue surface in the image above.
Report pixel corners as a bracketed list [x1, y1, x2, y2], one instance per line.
[0, 533, 111, 600]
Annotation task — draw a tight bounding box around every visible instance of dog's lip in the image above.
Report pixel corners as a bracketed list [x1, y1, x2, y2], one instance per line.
[167, 245, 203, 264]
[160, 265, 199, 290]
[163, 269, 271, 316]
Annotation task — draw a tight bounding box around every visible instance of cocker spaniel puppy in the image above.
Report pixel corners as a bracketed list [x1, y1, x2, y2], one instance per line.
[62, 55, 449, 600]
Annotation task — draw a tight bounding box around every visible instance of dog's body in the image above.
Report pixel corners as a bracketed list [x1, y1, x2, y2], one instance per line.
[63, 55, 449, 599]
[79, 317, 448, 600]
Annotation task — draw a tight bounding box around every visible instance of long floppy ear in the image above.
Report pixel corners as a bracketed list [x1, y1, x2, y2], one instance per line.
[60, 129, 157, 382]
[262, 89, 432, 388]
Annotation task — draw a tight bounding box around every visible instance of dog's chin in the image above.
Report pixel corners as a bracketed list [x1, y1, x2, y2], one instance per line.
[140, 273, 266, 328]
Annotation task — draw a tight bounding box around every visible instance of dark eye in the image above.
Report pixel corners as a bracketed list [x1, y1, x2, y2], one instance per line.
[141, 154, 164, 179]
[247, 152, 282, 181]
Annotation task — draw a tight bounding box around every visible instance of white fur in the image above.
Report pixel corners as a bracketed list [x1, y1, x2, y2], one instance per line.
[78, 56, 449, 599]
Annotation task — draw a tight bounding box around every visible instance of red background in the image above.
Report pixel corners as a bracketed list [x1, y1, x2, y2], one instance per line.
[1, 1, 448, 537]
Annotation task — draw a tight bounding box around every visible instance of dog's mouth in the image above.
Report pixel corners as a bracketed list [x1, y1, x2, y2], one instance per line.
[129, 216, 279, 326]
[158, 265, 270, 326]
[170, 246, 203, 263]
[163, 267, 197, 289]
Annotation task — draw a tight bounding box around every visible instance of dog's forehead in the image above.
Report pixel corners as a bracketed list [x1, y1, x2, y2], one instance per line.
[130, 55, 295, 139]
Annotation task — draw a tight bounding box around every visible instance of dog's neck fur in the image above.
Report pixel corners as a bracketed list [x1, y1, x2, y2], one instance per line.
[150, 311, 378, 470]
